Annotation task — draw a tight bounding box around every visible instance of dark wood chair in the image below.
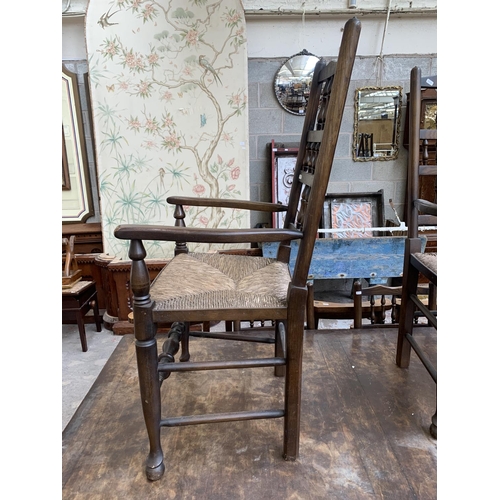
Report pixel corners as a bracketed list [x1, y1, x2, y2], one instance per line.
[62, 235, 102, 351]
[306, 281, 395, 330]
[396, 66, 437, 438]
[353, 281, 401, 328]
[352, 280, 434, 329]
[114, 17, 361, 481]
[62, 280, 101, 352]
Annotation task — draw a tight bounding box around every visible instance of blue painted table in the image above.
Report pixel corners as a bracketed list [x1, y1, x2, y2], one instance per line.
[262, 236, 425, 282]
[262, 236, 426, 328]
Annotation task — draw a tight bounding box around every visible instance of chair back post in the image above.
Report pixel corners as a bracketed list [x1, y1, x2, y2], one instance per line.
[408, 66, 422, 239]
[292, 17, 361, 287]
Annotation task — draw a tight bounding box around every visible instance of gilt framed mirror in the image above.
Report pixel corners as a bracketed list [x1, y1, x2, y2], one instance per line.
[353, 86, 403, 161]
[274, 50, 320, 116]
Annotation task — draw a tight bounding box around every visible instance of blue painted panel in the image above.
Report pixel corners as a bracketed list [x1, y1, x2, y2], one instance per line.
[262, 237, 425, 280]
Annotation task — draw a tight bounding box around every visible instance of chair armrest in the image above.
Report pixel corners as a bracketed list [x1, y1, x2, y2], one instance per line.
[167, 196, 288, 213]
[415, 199, 437, 216]
[114, 224, 302, 244]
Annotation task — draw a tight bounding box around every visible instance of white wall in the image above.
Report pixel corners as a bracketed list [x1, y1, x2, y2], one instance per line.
[243, 0, 436, 10]
[245, 15, 436, 58]
[62, 16, 87, 60]
[63, 1, 437, 60]
[63, 0, 438, 15]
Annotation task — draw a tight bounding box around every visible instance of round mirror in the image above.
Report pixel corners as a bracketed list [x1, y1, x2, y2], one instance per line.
[274, 50, 320, 116]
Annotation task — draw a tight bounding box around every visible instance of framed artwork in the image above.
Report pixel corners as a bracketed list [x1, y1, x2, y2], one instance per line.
[271, 140, 299, 228]
[62, 65, 94, 223]
[322, 190, 385, 238]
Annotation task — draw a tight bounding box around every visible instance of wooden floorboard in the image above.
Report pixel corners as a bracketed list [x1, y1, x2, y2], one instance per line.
[62, 327, 436, 500]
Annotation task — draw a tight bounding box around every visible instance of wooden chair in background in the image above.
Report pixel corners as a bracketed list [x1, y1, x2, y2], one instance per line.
[396, 66, 437, 438]
[352, 280, 433, 329]
[114, 17, 361, 481]
[62, 235, 101, 351]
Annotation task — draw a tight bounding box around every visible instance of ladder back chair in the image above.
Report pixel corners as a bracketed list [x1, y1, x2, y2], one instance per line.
[396, 66, 437, 438]
[353, 281, 401, 328]
[352, 280, 433, 329]
[114, 17, 361, 481]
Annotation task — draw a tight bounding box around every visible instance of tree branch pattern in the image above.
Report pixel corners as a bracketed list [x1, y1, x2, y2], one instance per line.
[86, 0, 249, 259]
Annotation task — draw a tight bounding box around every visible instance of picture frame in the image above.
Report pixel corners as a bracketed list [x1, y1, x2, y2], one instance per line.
[322, 190, 385, 238]
[270, 140, 299, 228]
[62, 65, 94, 223]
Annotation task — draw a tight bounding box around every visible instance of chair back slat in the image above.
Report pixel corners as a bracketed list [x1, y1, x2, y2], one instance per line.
[420, 129, 437, 141]
[298, 171, 315, 188]
[318, 61, 337, 81]
[418, 165, 437, 176]
[306, 130, 324, 143]
[282, 59, 325, 232]
[279, 17, 361, 286]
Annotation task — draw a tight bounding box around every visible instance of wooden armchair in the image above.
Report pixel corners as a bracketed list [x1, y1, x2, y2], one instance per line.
[114, 17, 361, 481]
[396, 66, 437, 438]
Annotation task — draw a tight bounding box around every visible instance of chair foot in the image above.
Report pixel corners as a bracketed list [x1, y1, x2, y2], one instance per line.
[146, 461, 165, 481]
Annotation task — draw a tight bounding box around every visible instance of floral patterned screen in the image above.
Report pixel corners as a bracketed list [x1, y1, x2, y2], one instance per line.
[86, 0, 250, 260]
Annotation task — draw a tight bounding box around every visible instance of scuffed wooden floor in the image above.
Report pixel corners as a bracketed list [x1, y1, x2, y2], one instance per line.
[62, 327, 436, 499]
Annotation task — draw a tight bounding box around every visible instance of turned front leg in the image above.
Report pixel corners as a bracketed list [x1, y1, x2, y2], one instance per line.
[129, 239, 165, 481]
[172, 204, 188, 255]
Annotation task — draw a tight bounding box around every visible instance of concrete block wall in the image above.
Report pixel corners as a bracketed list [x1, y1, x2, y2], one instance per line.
[247, 54, 437, 228]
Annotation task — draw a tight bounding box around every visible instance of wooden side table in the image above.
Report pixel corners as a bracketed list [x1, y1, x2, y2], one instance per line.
[62, 281, 101, 352]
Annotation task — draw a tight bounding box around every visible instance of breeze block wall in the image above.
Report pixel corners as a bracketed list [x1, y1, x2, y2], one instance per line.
[247, 54, 437, 228]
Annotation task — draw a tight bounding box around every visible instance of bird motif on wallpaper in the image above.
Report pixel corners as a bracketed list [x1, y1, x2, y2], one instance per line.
[98, 8, 119, 29]
[159, 167, 165, 189]
[198, 55, 222, 85]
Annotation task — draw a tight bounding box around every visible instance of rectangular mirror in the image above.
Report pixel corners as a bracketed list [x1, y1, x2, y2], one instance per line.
[353, 86, 402, 161]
